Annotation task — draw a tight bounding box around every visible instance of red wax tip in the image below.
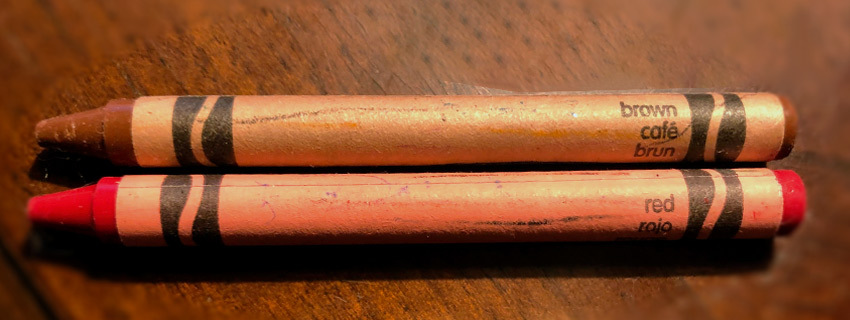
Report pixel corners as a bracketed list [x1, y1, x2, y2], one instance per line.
[28, 185, 96, 235]
[774, 170, 806, 235]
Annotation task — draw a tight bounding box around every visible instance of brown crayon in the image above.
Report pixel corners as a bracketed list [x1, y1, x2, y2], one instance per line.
[27, 169, 805, 246]
[35, 94, 796, 167]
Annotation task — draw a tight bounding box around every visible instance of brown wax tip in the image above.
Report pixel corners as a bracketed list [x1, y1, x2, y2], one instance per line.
[776, 95, 797, 159]
[35, 107, 108, 159]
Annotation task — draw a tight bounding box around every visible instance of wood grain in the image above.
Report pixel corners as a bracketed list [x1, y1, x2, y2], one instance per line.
[2, 0, 849, 319]
[0, 246, 50, 320]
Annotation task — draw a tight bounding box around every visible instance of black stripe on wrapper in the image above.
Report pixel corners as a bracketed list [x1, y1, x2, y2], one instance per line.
[192, 175, 225, 246]
[159, 175, 193, 246]
[680, 169, 715, 240]
[715, 94, 747, 162]
[684, 94, 715, 162]
[171, 96, 206, 166]
[709, 169, 744, 239]
[201, 96, 237, 166]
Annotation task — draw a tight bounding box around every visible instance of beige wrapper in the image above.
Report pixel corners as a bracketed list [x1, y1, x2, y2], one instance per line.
[114, 169, 784, 246]
[129, 93, 788, 167]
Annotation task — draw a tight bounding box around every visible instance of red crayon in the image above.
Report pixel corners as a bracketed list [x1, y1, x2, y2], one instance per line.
[28, 169, 805, 246]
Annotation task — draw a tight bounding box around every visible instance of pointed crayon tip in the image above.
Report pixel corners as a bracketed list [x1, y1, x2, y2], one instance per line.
[28, 185, 97, 235]
[35, 108, 108, 159]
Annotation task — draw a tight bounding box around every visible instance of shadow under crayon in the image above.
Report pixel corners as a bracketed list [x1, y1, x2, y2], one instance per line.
[29, 149, 769, 188]
[24, 228, 773, 282]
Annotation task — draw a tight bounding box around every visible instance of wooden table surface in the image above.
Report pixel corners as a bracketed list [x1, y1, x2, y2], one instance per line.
[2, 0, 849, 319]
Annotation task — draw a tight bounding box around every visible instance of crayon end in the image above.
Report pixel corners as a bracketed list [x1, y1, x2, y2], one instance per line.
[35, 108, 108, 159]
[776, 95, 797, 159]
[28, 185, 97, 235]
[774, 170, 806, 235]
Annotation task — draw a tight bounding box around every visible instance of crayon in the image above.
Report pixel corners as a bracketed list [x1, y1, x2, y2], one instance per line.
[28, 169, 805, 246]
[35, 93, 796, 167]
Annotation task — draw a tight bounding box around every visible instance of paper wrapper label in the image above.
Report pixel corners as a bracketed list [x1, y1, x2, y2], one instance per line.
[129, 94, 787, 166]
[113, 169, 784, 246]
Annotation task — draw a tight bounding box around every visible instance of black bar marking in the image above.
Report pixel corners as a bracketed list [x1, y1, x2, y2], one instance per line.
[201, 96, 237, 166]
[192, 174, 225, 246]
[715, 94, 747, 162]
[160, 175, 193, 246]
[709, 169, 744, 239]
[684, 94, 715, 162]
[680, 169, 715, 239]
[172, 96, 206, 166]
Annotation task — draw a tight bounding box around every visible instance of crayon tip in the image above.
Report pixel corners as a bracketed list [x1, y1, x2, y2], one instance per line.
[774, 170, 806, 235]
[35, 108, 108, 159]
[28, 185, 97, 235]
